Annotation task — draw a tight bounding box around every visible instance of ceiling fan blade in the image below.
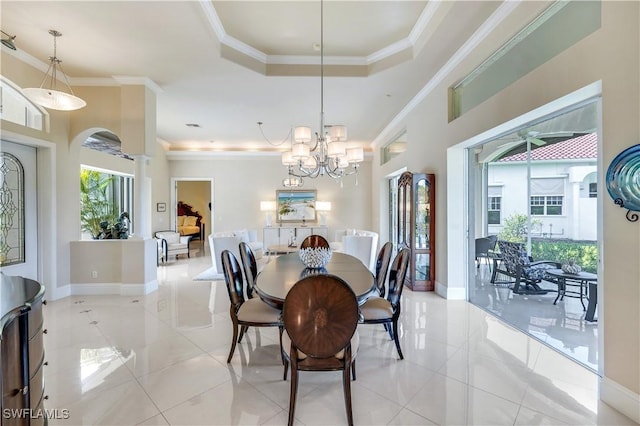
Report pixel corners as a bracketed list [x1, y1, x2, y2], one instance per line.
[527, 137, 546, 146]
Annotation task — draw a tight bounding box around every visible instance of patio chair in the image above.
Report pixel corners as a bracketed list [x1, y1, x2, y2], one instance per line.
[475, 235, 498, 269]
[492, 240, 561, 295]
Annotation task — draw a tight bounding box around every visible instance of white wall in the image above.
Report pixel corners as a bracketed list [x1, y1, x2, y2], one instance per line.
[168, 155, 372, 241]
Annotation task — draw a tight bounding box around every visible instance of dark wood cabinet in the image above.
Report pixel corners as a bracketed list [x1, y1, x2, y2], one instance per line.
[1, 274, 47, 425]
[397, 172, 435, 291]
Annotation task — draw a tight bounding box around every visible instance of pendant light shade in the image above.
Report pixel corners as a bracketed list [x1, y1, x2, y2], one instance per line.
[23, 29, 86, 111]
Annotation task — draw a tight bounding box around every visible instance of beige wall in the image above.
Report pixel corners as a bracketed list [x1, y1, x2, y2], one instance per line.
[371, 0, 640, 401]
[1, 0, 638, 416]
[168, 155, 372, 240]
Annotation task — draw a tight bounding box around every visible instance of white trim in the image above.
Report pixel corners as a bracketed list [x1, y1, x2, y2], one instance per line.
[222, 35, 268, 63]
[111, 76, 163, 93]
[69, 281, 158, 296]
[600, 377, 640, 424]
[372, 0, 521, 149]
[408, 0, 442, 45]
[435, 281, 465, 300]
[48, 284, 71, 301]
[367, 39, 412, 65]
[267, 55, 366, 66]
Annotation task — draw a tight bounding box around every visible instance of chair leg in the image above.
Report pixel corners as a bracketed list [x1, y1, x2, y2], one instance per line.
[227, 322, 239, 363]
[288, 367, 299, 426]
[238, 325, 248, 343]
[351, 359, 356, 381]
[343, 362, 354, 426]
[392, 320, 404, 360]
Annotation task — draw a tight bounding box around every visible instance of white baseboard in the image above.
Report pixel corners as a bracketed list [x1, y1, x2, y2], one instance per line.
[600, 377, 640, 424]
[435, 281, 466, 300]
[70, 281, 158, 296]
[48, 284, 71, 301]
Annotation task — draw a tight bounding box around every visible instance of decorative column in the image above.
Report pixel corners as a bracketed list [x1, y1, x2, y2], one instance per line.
[133, 155, 151, 239]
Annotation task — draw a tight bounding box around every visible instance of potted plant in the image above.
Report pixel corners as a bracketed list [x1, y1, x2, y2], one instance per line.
[80, 169, 119, 239]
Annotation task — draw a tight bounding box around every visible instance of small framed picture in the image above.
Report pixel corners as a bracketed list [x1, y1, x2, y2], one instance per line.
[157, 202, 166, 212]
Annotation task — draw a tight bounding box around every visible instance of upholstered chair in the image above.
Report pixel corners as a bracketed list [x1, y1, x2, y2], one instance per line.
[281, 274, 360, 426]
[359, 248, 411, 360]
[220, 250, 283, 363]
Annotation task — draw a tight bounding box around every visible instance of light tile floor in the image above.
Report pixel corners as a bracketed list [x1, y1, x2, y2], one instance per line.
[470, 264, 598, 372]
[44, 244, 634, 425]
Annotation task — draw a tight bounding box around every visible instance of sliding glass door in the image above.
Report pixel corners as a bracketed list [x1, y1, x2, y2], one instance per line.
[468, 101, 600, 372]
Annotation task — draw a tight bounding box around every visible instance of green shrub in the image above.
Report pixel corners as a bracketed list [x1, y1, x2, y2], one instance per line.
[530, 240, 598, 273]
[498, 213, 542, 242]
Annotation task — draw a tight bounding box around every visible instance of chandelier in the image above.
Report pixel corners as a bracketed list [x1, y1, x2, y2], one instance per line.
[23, 29, 86, 111]
[281, 0, 363, 188]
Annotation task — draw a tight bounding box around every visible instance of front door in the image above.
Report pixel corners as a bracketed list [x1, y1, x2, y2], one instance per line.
[0, 140, 38, 279]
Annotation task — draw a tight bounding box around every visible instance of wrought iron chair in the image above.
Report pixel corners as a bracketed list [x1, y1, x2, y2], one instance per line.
[492, 240, 561, 295]
[475, 235, 498, 269]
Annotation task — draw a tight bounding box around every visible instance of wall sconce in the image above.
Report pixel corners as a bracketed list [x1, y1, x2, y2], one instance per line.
[1, 30, 17, 50]
[260, 201, 276, 227]
[315, 201, 331, 226]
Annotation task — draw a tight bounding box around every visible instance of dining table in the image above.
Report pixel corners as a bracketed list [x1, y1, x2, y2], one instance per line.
[255, 252, 376, 309]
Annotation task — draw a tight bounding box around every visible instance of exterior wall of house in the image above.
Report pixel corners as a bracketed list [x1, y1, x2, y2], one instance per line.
[488, 160, 597, 240]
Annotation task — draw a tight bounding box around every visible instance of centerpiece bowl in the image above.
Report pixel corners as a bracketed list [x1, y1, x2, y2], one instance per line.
[298, 247, 332, 269]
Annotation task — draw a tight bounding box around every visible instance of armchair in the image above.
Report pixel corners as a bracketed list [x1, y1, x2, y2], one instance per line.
[330, 229, 379, 272]
[492, 240, 560, 295]
[155, 230, 191, 263]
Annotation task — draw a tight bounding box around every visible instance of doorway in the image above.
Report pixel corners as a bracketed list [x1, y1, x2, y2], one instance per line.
[467, 100, 601, 373]
[0, 141, 37, 280]
[171, 178, 213, 256]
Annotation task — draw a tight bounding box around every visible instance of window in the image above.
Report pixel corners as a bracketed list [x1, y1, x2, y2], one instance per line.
[381, 131, 407, 165]
[530, 195, 563, 216]
[488, 196, 501, 224]
[80, 167, 134, 238]
[589, 182, 597, 198]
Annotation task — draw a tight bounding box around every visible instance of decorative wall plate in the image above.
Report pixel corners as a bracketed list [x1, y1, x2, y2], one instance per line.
[606, 144, 640, 222]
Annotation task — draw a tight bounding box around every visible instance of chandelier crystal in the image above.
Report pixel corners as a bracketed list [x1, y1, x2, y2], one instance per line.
[281, 0, 363, 187]
[22, 29, 86, 111]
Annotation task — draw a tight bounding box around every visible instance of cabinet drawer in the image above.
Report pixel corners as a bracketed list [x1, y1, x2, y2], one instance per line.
[28, 328, 44, 378]
[28, 299, 44, 338]
[1, 318, 24, 399]
[29, 366, 44, 408]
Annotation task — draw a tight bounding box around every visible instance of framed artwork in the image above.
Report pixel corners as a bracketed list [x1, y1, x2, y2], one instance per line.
[276, 190, 317, 223]
[157, 202, 166, 212]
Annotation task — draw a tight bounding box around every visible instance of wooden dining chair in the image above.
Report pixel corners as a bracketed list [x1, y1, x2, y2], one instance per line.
[221, 250, 283, 363]
[281, 274, 360, 426]
[374, 242, 393, 297]
[359, 248, 411, 360]
[300, 234, 330, 249]
[239, 241, 257, 299]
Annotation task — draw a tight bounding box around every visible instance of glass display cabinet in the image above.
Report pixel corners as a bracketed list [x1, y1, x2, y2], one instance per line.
[397, 171, 435, 291]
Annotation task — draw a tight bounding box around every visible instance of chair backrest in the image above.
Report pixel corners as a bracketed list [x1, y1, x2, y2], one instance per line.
[210, 234, 242, 273]
[477, 235, 498, 255]
[239, 241, 257, 299]
[374, 242, 393, 297]
[300, 234, 330, 249]
[155, 230, 180, 244]
[387, 248, 411, 307]
[497, 240, 530, 274]
[221, 250, 245, 311]
[283, 274, 358, 358]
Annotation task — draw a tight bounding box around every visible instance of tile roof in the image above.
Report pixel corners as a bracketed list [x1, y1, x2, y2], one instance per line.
[499, 132, 597, 162]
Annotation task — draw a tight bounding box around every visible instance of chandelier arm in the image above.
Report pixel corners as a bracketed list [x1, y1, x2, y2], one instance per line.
[38, 60, 55, 89]
[56, 61, 77, 96]
[258, 122, 291, 146]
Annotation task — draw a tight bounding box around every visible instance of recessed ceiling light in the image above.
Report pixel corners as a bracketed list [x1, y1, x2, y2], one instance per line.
[186, 123, 200, 128]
